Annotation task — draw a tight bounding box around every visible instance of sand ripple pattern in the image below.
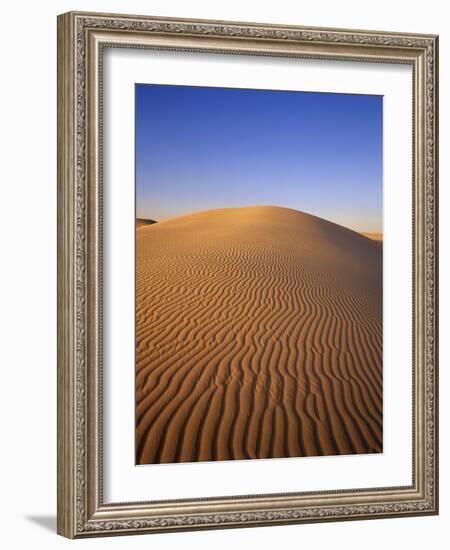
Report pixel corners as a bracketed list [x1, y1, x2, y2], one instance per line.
[136, 206, 383, 464]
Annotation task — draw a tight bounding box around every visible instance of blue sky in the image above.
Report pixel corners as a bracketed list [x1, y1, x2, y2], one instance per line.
[136, 84, 383, 233]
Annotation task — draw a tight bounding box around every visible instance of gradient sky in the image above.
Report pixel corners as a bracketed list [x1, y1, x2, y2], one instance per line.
[136, 84, 383, 233]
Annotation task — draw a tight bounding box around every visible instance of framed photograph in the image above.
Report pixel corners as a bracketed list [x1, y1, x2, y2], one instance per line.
[57, 11, 439, 538]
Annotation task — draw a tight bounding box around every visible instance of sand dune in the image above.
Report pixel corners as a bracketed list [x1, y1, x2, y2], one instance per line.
[136, 218, 157, 228]
[362, 232, 383, 242]
[136, 206, 383, 464]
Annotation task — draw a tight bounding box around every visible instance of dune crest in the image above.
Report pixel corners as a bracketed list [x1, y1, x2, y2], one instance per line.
[136, 206, 383, 464]
[362, 232, 383, 241]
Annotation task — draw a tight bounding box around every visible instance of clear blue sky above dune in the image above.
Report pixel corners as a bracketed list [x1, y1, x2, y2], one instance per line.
[136, 84, 382, 233]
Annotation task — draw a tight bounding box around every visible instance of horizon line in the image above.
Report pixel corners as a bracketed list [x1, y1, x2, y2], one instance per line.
[136, 205, 383, 237]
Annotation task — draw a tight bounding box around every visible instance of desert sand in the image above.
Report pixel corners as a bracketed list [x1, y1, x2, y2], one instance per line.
[136, 218, 157, 228]
[362, 232, 383, 242]
[136, 206, 383, 464]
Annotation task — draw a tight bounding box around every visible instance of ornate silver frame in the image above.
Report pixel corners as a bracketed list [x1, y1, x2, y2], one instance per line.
[57, 11, 439, 538]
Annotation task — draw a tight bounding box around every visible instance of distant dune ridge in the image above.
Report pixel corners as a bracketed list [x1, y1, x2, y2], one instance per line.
[136, 206, 383, 464]
[136, 218, 157, 228]
[362, 232, 383, 242]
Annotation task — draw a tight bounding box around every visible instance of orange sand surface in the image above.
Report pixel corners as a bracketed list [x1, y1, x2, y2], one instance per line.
[362, 232, 383, 241]
[136, 206, 383, 464]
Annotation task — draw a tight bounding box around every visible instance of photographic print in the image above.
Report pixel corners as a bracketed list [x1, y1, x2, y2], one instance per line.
[135, 84, 383, 465]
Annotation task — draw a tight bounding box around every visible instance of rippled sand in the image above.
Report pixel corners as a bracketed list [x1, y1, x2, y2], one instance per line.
[136, 206, 383, 464]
